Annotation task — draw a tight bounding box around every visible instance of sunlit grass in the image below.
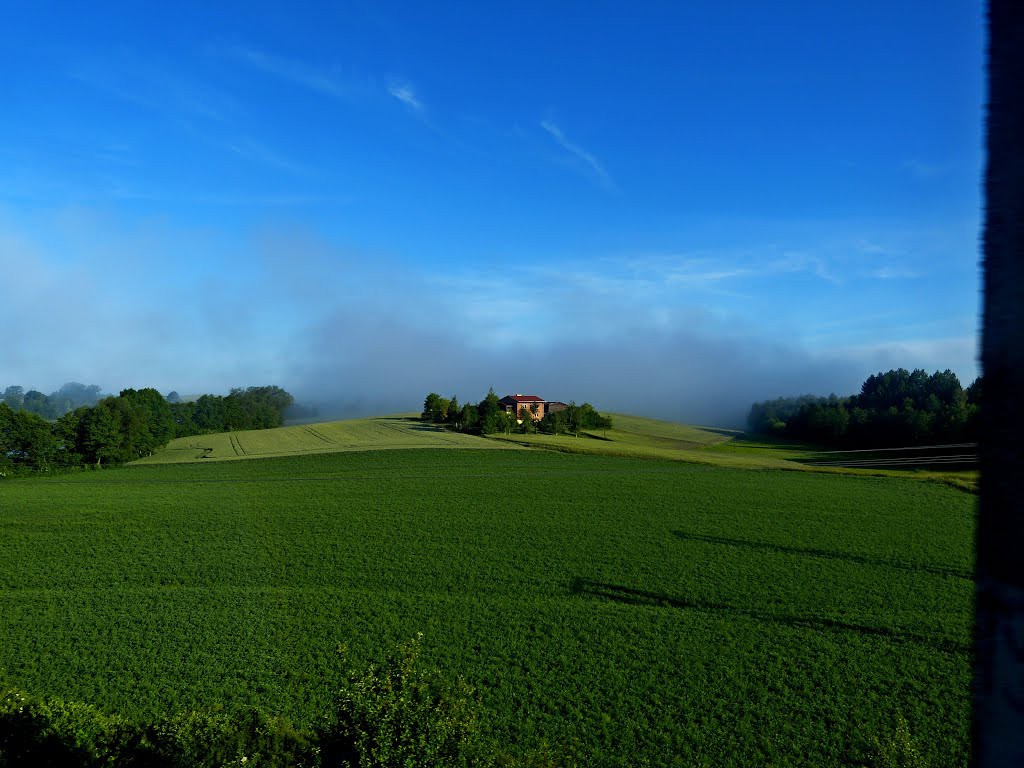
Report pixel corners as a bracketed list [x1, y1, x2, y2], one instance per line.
[134, 415, 518, 464]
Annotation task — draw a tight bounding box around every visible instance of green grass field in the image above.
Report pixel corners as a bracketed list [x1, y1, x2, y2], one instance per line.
[0, 446, 973, 766]
[134, 414, 519, 463]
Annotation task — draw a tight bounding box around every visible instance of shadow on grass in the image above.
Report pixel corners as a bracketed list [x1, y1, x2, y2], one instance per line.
[671, 530, 973, 581]
[570, 578, 968, 655]
[380, 417, 452, 433]
[697, 426, 745, 438]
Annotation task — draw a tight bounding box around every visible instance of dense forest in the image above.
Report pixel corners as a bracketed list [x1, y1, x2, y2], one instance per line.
[0, 385, 293, 475]
[748, 368, 981, 447]
[422, 389, 612, 435]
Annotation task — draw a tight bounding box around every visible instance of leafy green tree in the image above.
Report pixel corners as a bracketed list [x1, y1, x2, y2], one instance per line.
[422, 393, 443, 421]
[192, 394, 227, 433]
[2, 386, 24, 410]
[518, 410, 535, 434]
[53, 407, 88, 467]
[476, 388, 507, 435]
[432, 398, 451, 424]
[459, 404, 478, 433]
[0, 404, 58, 471]
[170, 401, 197, 437]
[82, 398, 125, 467]
[21, 390, 50, 418]
[539, 410, 566, 435]
[166, 391, 181, 404]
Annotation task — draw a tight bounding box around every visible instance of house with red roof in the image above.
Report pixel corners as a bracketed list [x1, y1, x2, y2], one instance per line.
[498, 394, 568, 422]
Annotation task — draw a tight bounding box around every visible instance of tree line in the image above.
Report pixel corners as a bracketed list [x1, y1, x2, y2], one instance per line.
[1, 385, 294, 475]
[422, 389, 611, 436]
[747, 368, 981, 447]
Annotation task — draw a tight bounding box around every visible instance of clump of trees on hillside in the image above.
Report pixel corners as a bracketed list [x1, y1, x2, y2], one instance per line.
[169, 386, 294, 437]
[748, 368, 981, 447]
[0, 385, 295, 476]
[421, 389, 611, 436]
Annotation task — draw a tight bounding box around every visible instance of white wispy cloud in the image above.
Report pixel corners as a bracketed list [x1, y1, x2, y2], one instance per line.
[603, 249, 840, 288]
[857, 239, 903, 257]
[225, 46, 348, 99]
[224, 137, 307, 175]
[70, 67, 230, 127]
[540, 119, 613, 190]
[388, 82, 424, 112]
[870, 266, 919, 280]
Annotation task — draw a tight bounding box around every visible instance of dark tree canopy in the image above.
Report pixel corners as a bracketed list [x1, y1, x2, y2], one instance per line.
[748, 368, 981, 448]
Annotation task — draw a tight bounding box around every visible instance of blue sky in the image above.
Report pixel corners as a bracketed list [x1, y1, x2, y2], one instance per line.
[0, 2, 984, 423]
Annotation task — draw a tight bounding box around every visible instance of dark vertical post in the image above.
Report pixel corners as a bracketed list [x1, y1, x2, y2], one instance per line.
[976, 2, 1024, 764]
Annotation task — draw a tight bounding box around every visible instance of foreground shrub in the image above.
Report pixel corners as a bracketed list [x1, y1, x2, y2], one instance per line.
[0, 688, 156, 767]
[860, 715, 929, 768]
[1, 635, 548, 767]
[156, 708, 318, 768]
[321, 633, 489, 767]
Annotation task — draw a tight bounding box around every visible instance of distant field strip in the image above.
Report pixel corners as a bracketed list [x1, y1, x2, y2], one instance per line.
[802, 443, 978, 469]
[135, 416, 518, 464]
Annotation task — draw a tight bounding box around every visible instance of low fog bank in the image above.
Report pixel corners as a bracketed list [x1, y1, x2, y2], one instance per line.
[288, 315, 869, 429]
[3, 215, 977, 427]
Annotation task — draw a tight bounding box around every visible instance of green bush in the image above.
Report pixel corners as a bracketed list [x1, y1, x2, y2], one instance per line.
[1, 636, 546, 767]
[0, 688, 157, 767]
[321, 633, 490, 768]
[156, 708, 318, 768]
[863, 715, 928, 768]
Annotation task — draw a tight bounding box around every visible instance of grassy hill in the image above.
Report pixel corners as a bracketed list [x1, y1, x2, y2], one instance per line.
[134, 412, 978, 492]
[134, 414, 519, 464]
[486, 413, 804, 469]
[137, 412, 798, 468]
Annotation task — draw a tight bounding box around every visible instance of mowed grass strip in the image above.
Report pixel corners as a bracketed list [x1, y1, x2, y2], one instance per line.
[0, 449, 972, 766]
[135, 415, 519, 464]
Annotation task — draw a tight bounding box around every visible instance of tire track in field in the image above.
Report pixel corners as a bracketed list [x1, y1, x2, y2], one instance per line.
[302, 426, 336, 444]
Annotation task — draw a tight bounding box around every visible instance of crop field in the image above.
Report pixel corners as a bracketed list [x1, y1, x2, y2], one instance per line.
[134, 414, 518, 463]
[0, 448, 973, 766]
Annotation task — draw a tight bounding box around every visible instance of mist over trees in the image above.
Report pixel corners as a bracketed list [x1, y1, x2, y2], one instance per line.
[748, 368, 981, 447]
[0, 385, 294, 475]
[2, 382, 106, 419]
